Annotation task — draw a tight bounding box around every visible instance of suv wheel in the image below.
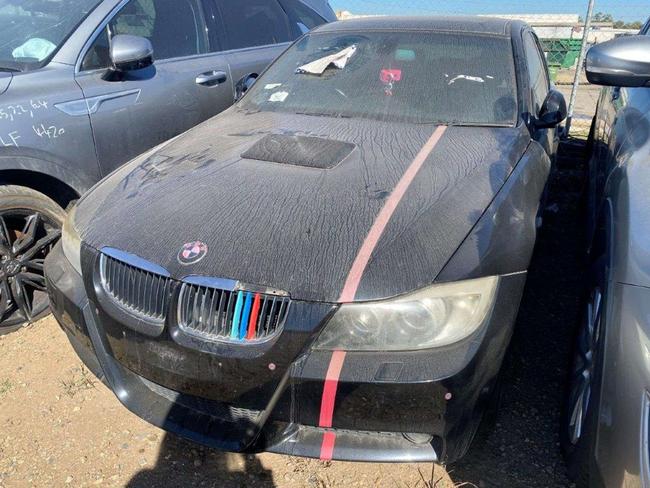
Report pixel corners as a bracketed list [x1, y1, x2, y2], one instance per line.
[561, 258, 606, 487]
[0, 185, 66, 335]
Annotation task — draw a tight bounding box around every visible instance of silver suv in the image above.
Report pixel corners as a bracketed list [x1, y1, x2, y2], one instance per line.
[0, 0, 335, 334]
[562, 20, 650, 488]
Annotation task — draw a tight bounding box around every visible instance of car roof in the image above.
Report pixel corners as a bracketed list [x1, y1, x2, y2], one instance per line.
[315, 15, 524, 38]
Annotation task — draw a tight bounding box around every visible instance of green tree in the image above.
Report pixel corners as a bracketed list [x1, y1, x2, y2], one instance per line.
[592, 12, 614, 23]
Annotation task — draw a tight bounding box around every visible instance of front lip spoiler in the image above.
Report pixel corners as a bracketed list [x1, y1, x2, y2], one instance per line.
[266, 425, 438, 462]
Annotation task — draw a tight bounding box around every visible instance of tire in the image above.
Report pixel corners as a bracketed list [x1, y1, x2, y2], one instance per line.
[0, 185, 66, 336]
[561, 257, 606, 487]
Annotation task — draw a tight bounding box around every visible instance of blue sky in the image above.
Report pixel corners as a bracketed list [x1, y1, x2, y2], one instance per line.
[329, 1, 646, 23]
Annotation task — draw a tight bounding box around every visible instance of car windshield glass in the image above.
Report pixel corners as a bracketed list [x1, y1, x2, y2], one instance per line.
[240, 31, 518, 126]
[0, 0, 102, 71]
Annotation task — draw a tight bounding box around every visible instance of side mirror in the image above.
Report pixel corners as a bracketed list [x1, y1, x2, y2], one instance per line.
[536, 89, 567, 129]
[235, 74, 258, 101]
[586, 35, 650, 87]
[110, 35, 154, 72]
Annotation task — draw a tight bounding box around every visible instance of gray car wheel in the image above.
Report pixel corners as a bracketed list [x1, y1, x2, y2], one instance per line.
[568, 287, 602, 444]
[562, 258, 606, 487]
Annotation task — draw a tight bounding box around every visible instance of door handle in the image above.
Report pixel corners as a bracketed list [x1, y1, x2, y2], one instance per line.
[195, 70, 227, 86]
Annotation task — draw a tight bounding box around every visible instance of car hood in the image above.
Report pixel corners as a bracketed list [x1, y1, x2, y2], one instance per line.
[0, 72, 12, 95]
[75, 108, 530, 303]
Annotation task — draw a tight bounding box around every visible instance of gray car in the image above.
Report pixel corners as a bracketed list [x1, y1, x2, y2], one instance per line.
[561, 21, 650, 488]
[0, 0, 335, 334]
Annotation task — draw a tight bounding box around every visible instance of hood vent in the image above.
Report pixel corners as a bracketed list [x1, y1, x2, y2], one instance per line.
[241, 134, 355, 169]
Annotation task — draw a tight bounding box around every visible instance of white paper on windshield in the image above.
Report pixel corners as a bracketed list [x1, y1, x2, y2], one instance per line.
[269, 91, 289, 102]
[447, 74, 486, 85]
[296, 45, 357, 75]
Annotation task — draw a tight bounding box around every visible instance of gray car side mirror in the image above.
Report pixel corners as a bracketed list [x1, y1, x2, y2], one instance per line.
[536, 89, 567, 129]
[586, 35, 650, 87]
[110, 35, 154, 72]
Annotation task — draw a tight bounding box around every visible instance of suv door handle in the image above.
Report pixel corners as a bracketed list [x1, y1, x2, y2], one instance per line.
[195, 71, 227, 86]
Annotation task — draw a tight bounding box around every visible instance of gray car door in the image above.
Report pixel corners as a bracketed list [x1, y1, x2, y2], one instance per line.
[74, 0, 233, 175]
[590, 22, 650, 233]
[209, 0, 294, 91]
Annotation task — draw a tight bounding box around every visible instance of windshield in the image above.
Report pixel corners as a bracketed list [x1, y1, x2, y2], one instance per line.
[0, 0, 102, 71]
[240, 31, 518, 126]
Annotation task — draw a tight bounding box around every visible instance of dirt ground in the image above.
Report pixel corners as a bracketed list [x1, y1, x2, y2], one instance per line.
[0, 139, 588, 488]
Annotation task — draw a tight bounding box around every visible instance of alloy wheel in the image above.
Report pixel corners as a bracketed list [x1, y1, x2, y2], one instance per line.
[0, 210, 60, 332]
[567, 287, 602, 445]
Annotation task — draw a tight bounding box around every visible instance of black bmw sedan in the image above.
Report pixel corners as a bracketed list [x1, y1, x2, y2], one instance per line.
[45, 16, 566, 463]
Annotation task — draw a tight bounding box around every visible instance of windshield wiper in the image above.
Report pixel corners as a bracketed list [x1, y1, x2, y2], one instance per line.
[295, 111, 351, 119]
[0, 66, 20, 73]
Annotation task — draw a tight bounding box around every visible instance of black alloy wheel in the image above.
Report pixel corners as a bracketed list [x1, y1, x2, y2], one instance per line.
[0, 186, 66, 335]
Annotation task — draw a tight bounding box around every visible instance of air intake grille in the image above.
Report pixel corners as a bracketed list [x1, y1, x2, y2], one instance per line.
[100, 253, 172, 321]
[178, 284, 290, 342]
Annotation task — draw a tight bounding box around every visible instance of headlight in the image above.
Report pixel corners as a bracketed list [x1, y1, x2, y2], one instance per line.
[61, 205, 82, 275]
[314, 276, 498, 351]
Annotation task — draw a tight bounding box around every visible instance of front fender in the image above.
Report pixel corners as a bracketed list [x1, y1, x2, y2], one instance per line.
[0, 147, 100, 196]
[436, 140, 551, 282]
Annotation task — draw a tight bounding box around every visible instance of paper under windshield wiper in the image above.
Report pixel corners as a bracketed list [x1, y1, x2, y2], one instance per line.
[295, 45, 357, 75]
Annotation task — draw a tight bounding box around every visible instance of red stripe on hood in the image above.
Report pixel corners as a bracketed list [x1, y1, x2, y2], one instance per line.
[338, 125, 447, 302]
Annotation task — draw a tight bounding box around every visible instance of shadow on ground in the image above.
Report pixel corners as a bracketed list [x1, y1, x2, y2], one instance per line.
[451, 139, 588, 487]
[126, 435, 277, 488]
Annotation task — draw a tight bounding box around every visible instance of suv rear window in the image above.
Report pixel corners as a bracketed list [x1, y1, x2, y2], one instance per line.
[278, 0, 327, 36]
[217, 0, 292, 50]
[240, 31, 518, 126]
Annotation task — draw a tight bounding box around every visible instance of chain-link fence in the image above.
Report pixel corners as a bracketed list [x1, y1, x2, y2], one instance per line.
[328, 1, 647, 136]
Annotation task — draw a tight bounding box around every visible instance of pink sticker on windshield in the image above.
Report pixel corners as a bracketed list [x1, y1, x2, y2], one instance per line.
[380, 69, 402, 83]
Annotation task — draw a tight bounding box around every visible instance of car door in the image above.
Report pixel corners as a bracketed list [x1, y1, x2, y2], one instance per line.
[522, 30, 556, 158]
[75, 0, 234, 175]
[591, 26, 650, 482]
[204, 0, 294, 92]
[589, 22, 650, 241]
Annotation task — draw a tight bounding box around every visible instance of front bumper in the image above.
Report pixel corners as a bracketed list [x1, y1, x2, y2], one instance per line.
[45, 242, 526, 463]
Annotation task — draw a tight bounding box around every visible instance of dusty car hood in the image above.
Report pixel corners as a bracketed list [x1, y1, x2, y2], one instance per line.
[76, 108, 529, 302]
[0, 72, 12, 95]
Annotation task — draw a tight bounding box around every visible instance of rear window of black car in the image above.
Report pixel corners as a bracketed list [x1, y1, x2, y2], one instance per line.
[240, 31, 518, 126]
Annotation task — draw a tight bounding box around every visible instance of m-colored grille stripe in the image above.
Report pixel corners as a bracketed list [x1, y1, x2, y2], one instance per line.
[230, 291, 244, 339]
[338, 125, 447, 302]
[246, 293, 262, 340]
[239, 292, 253, 340]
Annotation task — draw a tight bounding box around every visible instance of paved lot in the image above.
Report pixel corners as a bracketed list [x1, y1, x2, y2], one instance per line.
[0, 140, 587, 488]
[557, 83, 601, 136]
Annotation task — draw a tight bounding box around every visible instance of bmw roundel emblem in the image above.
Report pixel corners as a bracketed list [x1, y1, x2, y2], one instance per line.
[178, 241, 208, 265]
